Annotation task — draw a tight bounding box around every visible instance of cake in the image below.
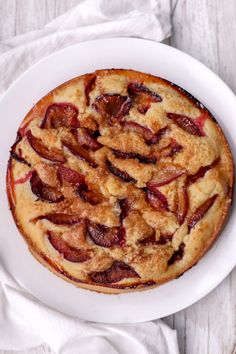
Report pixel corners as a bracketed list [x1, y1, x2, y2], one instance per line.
[6, 69, 234, 293]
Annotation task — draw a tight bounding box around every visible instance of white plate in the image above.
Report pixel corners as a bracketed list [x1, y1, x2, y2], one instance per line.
[0, 38, 235, 324]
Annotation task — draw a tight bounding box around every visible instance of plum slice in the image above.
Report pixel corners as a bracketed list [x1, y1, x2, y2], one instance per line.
[57, 165, 85, 185]
[167, 113, 205, 136]
[168, 243, 185, 265]
[146, 188, 169, 211]
[10, 132, 31, 166]
[140, 232, 173, 245]
[92, 94, 131, 123]
[112, 149, 156, 164]
[84, 74, 96, 106]
[89, 260, 140, 284]
[40, 103, 79, 129]
[107, 160, 136, 183]
[87, 221, 124, 247]
[188, 195, 218, 230]
[187, 157, 220, 185]
[139, 233, 156, 245]
[175, 185, 189, 225]
[57, 165, 103, 205]
[122, 121, 154, 144]
[148, 127, 169, 145]
[123, 121, 168, 146]
[35, 213, 82, 225]
[119, 199, 132, 221]
[26, 130, 65, 163]
[157, 139, 182, 159]
[157, 233, 174, 245]
[128, 83, 162, 102]
[48, 231, 90, 262]
[30, 171, 64, 203]
[148, 165, 184, 187]
[76, 184, 104, 205]
[62, 138, 98, 167]
[127, 83, 162, 114]
[75, 128, 102, 151]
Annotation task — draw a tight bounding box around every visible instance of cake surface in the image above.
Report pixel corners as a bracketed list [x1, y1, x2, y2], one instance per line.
[7, 69, 234, 293]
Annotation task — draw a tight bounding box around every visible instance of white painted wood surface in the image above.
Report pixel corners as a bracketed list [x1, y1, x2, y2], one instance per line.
[1, 1, 236, 353]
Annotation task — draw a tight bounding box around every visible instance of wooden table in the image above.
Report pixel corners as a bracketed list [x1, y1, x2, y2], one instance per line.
[1, 1, 236, 353]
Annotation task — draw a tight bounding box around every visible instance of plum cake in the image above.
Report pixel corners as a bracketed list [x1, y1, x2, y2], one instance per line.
[7, 69, 234, 293]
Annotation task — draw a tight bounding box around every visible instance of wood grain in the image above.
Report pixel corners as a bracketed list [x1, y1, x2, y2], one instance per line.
[1, 0, 236, 353]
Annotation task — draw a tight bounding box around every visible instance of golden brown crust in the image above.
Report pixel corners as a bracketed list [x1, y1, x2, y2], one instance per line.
[6, 69, 234, 294]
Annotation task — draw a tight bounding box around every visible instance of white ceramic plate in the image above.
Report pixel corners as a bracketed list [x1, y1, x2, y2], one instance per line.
[0, 38, 235, 324]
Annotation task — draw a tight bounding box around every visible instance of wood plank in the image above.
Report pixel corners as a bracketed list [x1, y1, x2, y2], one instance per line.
[45, 0, 56, 23]
[55, 0, 79, 16]
[15, 0, 47, 35]
[171, 0, 236, 92]
[0, 0, 16, 39]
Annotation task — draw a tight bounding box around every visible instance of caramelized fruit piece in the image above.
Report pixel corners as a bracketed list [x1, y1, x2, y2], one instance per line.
[176, 185, 189, 225]
[140, 232, 173, 245]
[10, 132, 31, 166]
[137, 104, 150, 114]
[157, 233, 174, 245]
[158, 139, 182, 159]
[119, 199, 132, 221]
[40, 103, 79, 129]
[128, 83, 162, 102]
[75, 128, 102, 151]
[62, 138, 98, 167]
[84, 75, 96, 106]
[87, 221, 124, 247]
[107, 160, 136, 183]
[123, 121, 154, 143]
[127, 83, 162, 114]
[123, 121, 168, 146]
[119, 227, 126, 246]
[89, 260, 139, 284]
[57, 165, 85, 185]
[48, 231, 90, 262]
[27, 130, 65, 163]
[187, 157, 220, 185]
[188, 195, 218, 230]
[195, 112, 208, 135]
[58, 165, 103, 205]
[148, 165, 184, 187]
[139, 232, 156, 245]
[148, 127, 168, 145]
[112, 149, 156, 164]
[30, 171, 64, 203]
[93, 94, 131, 123]
[168, 243, 185, 265]
[35, 213, 82, 225]
[166, 140, 182, 157]
[146, 188, 169, 211]
[76, 184, 104, 205]
[167, 113, 205, 136]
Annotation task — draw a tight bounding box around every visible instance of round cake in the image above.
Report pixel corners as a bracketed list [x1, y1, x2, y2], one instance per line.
[7, 69, 234, 293]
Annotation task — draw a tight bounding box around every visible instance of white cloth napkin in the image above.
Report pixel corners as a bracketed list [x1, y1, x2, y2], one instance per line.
[0, 264, 179, 354]
[0, 1, 179, 353]
[0, 0, 171, 96]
